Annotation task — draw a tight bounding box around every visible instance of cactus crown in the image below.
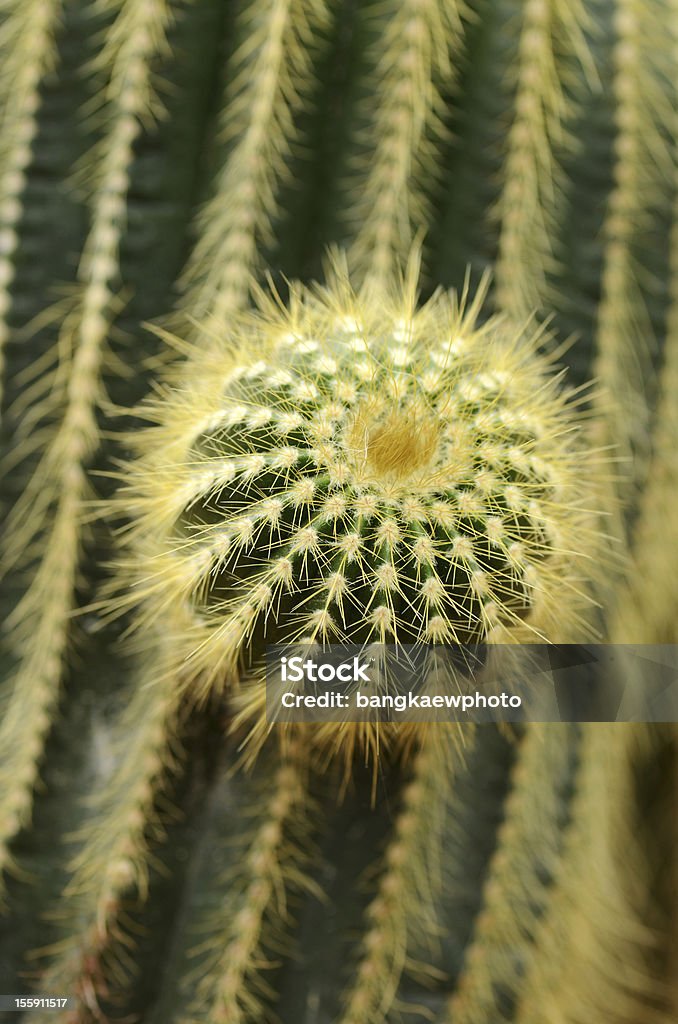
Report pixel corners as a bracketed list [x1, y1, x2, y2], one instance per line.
[114, 258, 601, 740]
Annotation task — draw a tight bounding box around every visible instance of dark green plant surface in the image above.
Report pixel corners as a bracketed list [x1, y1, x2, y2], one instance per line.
[0, 0, 677, 1022]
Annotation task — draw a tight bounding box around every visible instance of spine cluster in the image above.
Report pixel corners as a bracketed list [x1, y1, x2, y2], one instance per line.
[180, 0, 329, 325]
[495, 0, 593, 318]
[348, 0, 467, 289]
[0, 0, 62, 413]
[593, 0, 675, 502]
[0, 0, 175, 928]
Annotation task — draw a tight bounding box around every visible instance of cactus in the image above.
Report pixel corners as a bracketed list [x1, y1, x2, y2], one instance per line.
[109, 256, 604, 762]
[0, 0, 676, 1022]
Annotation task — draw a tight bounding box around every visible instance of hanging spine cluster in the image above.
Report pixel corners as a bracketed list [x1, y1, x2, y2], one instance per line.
[0, 0, 174, 901]
[337, 735, 451, 1024]
[620, 203, 678, 642]
[23, 647, 181, 1024]
[181, 745, 311, 1024]
[512, 725, 654, 1023]
[593, 0, 674, 490]
[180, 0, 329, 325]
[494, 0, 593, 319]
[614, 1, 678, 643]
[0, 0, 63, 413]
[443, 724, 574, 1023]
[348, 0, 467, 289]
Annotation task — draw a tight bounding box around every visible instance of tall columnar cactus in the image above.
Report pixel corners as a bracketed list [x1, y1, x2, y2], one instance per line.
[0, 0, 676, 1022]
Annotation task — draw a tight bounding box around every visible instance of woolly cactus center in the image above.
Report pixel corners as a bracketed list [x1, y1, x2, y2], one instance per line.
[346, 401, 440, 483]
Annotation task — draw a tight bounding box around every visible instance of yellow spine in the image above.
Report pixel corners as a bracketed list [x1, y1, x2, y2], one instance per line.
[23, 642, 181, 1024]
[337, 733, 453, 1024]
[0, 0, 174, 896]
[181, 746, 310, 1024]
[495, 0, 592, 319]
[180, 0, 329, 326]
[593, 0, 673, 509]
[613, 8, 678, 643]
[443, 725, 573, 1022]
[349, 0, 467, 291]
[514, 725, 656, 1023]
[0, 0, 62, 414]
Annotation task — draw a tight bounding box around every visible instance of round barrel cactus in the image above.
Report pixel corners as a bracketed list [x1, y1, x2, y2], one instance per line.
[113, 260, 603, 767]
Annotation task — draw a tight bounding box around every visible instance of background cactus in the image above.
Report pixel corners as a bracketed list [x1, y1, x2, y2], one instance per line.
[0, 0, 676, 1022]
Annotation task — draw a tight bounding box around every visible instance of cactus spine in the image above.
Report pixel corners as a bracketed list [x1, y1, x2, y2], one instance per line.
[0, 0, 175, 900]
[0, 0, 63, 413]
